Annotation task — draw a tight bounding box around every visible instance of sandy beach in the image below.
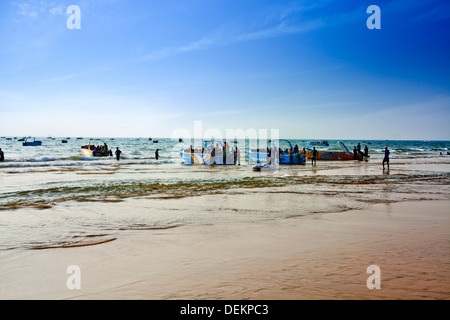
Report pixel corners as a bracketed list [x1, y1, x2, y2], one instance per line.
[1, 198, 448, 300]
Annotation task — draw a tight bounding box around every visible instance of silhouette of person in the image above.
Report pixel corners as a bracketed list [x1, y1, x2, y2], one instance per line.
[115, 147, 122, 161]
[312, 147, 317, 165]
[383, 147, 390, 170]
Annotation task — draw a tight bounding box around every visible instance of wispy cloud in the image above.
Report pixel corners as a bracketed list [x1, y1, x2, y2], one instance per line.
[38, 74, 76, 84]
[411, 3, 450, 25]
[236, 19, 324, 42]
[49, 6, 64, 16]
[11, 1, 39, 19]
[142, 3, 325, 61]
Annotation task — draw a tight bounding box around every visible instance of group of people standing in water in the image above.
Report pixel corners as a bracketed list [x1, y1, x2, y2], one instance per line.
[187, 142, 241, 165]
[353, 143, 370, 160]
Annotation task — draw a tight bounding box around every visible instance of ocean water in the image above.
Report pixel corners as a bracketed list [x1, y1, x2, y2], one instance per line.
[1, 137, 449, 251]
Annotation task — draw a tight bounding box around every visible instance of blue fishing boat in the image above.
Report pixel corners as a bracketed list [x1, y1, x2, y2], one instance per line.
[22, 138, 42, 146]
[247, 139, 305, 165]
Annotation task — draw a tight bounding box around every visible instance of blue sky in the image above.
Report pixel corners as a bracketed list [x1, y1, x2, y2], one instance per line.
[0, 0, 449, 139]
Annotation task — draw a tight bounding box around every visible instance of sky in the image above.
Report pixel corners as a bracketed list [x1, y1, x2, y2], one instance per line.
[0, 0, 449, 140]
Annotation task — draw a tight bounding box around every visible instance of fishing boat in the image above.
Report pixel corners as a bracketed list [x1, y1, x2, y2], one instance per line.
[181, 140, 237, 165]
[22, 138, 42, 146]
[307, 140, 329, 147]
[247, 139, 305, 165]
[80, 139, 112, 157]
[304, 142, 362, 161]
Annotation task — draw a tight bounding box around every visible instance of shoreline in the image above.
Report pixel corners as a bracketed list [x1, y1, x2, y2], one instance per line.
[1, 198, 448, 300]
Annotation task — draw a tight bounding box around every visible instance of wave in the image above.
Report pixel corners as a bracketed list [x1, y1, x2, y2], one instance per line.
[0, 158, 180, 169]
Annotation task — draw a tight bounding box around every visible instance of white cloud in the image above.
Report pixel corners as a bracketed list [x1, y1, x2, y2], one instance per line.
[49, 6, 63, 16]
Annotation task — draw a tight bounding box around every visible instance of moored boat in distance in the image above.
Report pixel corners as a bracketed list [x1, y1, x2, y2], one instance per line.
[22, 138, 42, 146]
[80, 139, 112, 157]
[307, 140, 329, 147]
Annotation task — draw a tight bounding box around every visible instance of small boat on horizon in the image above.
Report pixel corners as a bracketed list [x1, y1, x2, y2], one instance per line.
[307, 140, 329, 147]
[23, 138, 42, 146]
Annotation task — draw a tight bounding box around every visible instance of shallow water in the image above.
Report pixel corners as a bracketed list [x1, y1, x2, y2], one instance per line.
[0, 137, 449, 251]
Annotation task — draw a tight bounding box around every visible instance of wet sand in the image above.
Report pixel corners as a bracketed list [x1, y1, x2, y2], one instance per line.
[1, 199, 448, 300]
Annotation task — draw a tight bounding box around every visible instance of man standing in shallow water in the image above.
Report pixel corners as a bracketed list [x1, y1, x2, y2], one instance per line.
[312, 147, 317, 166]
[383, 146, 390, 170]
[0, 148, 4, 162]
[115, 147, 122, 161]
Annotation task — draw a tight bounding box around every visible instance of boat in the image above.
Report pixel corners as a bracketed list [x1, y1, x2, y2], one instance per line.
[252, 163, 278, 172]
[22, 138, 42, 146]
[304, 142, 363, 161]
[153, 140, 158, 143]
[18, 137, 26, 141]
[80, 139, 112, 157]
[247, 139, 305, 165]
[180, 140, 238, 165]
[62, 140, 68, 143]
[307, 140, 329, 147]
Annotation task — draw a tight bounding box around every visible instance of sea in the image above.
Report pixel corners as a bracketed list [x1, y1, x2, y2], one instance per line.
[1, 137, 449, 251]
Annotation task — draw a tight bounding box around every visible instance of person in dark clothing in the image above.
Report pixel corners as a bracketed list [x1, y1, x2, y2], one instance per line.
[0, 148, 4, 162]
[353, 146, 358, 160]
[383, 146, 390, 170]
[312, 147, 317, 166]
[155, 149, 159, 160]
[289, 148, 293, 164]
[364, 145, 369, 157]
[115, 147, 122, 161]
